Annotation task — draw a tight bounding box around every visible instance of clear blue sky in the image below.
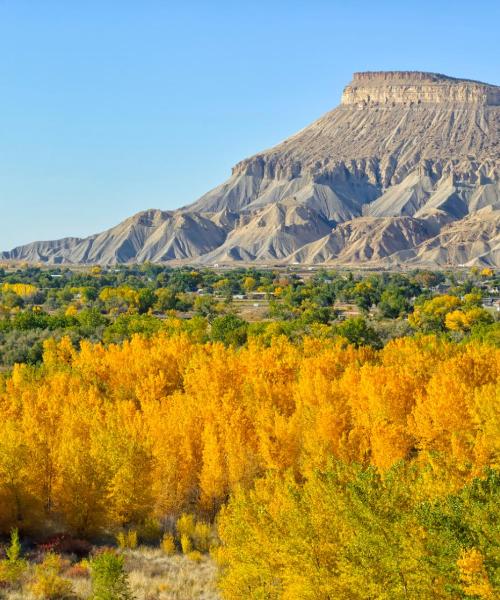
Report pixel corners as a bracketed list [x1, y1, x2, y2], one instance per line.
[1, 0, 499, 249]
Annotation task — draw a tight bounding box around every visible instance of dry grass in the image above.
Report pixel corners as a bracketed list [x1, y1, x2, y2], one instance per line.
[2, 547, 220, 600]
[125, 548, 219, 600]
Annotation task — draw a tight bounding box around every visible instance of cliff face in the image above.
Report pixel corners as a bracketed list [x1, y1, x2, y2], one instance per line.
[4, 71, 500, 267]
[225, 71, 499, 185]
[341, 71, 500, 106]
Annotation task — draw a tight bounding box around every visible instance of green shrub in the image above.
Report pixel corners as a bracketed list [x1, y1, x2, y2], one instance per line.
[138, 517, 162, 544]
[90, 551, 133, 600]
[0, 529, 28, 586]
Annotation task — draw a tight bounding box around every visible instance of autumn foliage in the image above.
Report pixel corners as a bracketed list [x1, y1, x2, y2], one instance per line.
[0, 327, 498, 597]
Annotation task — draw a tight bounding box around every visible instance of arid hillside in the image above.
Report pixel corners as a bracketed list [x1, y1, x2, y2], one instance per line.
[4, 71, 500, 266]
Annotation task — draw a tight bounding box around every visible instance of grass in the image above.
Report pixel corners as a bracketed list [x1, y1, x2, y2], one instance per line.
[126, 548, 219, 600]
[1, 547, 220, 600]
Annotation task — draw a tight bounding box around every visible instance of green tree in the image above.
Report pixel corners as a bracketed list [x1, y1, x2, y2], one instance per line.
[378, 287, 410, 318]
[193, 295, 218, 319]
[210, 314, 248, 346]
[334, 317, 382, 348]
[137, 288, 156, 314]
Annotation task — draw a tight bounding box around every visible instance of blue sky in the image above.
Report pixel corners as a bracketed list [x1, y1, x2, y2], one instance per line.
[1, 0, 499, 249]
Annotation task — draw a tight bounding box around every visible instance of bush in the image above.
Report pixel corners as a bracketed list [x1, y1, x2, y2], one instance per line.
[116, 530, 138, 550]
[176, 513, 197, 555]
[175, 514, 214, 554]
[0, 529, 28, 586]
[186, 550, 203, 562]
[64, 561, 89, 578]
[30, 573, 74, 599]
[180, 534, 192, 555]
[192, 521, 212, 553]
[160, 534, 176, 556]
[37, 534, 92, 559]
[138, 518, 162, 544]
[90, 551, 133, 600]
[30, 553, 73, 599]
[176, 513, 195, 539]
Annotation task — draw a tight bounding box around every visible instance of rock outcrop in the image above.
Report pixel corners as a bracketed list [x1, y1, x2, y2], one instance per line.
[341, 71, 500, 106]
[3, 71, 500, 266]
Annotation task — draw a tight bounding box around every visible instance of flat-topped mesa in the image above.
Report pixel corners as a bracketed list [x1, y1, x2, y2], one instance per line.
[342, 71, 500, 107]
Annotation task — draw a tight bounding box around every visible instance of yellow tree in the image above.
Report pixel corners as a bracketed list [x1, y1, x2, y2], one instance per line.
[0, 421, 35, 531]
[53, 389, 109, 535]
[457, 548, 495, 599]
[199, 422, 227, 515]
[103, 402, 155, 527]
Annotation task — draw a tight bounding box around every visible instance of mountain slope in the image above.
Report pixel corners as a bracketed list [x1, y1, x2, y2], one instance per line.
[3, 71, 500, 266]
[4, 210, 228, 265]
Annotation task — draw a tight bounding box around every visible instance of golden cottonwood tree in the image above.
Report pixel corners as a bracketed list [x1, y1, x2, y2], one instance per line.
[0, 328, 496, 573]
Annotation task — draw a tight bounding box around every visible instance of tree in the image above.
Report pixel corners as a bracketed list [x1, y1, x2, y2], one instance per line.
[409, 295, 461, 332]
[0, 528, 28, 585]
[458, 548, 495, 599]
[193, 295, 218, 319]
[333, 317, 382, 348]
[137, 288, 155, 314]
[154, 287, 177, 311]
[378, 287, 410, 318]
[199, 423, 227, 515]
[210, 315, 248, 346]
[243, 277, 256, 293]
[445, 307, 493, 332]
[217, 463, 500, 600]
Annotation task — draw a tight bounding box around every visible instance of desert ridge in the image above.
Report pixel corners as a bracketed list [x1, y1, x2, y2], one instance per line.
[3, 71, 500, 266]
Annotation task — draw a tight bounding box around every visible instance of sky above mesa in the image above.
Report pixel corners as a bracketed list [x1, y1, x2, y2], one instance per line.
[1, 0, 499, 250]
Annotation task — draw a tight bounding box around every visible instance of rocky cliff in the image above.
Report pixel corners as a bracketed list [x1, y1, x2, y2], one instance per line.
[341, 71, 500, 106]
[4, 71, 500, 267]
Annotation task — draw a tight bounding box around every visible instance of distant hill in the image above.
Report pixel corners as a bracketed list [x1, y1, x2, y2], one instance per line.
[4, 71, 500, 266]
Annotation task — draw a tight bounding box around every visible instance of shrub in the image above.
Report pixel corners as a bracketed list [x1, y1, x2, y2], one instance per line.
[0, 529, 28, 586]
[64, 562, 89, 578]
[192, 522, 212, 553]
[31, 572, 74, 599]
[116, 530, 138, 550]
[90, 551, 133, 600]
[186, 550, 203, 562]
[160, 534, 176, 556]
[175, 514, 214, 554]
[175, 514, 195, 539]
[30, 553, 73, 599]
[37, 534, 92, 559]
[180, 534, 192, 555]
[138, 518, 162, 544]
